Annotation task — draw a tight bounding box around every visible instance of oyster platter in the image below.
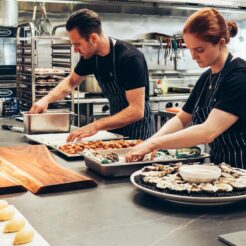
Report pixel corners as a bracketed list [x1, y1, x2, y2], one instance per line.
[131, 162, 246, 205]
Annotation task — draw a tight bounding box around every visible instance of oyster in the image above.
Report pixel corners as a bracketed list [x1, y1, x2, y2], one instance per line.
[230, 178, 246, 190]
[170, 183, 191, 192]
[201, 183, 218, 193]
[213, 182, 233, 192]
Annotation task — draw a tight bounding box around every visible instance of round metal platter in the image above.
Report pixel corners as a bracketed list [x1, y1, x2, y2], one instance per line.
[130, 170, 246, 206]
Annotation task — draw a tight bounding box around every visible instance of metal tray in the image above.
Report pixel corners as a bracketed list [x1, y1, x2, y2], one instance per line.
[83, 149, 210, 177]
[25, 131, 125, 158]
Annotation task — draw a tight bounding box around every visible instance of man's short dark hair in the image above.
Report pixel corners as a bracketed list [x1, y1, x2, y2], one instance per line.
[66, 9, 102, 39]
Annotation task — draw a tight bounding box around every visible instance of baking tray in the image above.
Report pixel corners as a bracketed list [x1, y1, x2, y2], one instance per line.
[25, 131, 125, 158]
[83, 149, 210, 177]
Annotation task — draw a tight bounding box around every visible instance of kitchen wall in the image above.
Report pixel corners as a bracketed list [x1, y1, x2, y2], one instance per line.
[18, 3, 246, 87]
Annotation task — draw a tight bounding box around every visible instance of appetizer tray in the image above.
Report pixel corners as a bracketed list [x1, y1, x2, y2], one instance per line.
[0, 205, 49, 246]
[82, 148, 209, 177]
[130, 163, 246, 206]
[25, 131, 125, 157]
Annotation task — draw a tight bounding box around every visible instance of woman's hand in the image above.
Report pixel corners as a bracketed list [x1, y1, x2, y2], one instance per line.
[125, 141, 156, 162]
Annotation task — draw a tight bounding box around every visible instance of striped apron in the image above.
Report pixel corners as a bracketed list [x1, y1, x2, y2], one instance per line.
[192, 53, 246, 169]
[95, 38, 155, 140]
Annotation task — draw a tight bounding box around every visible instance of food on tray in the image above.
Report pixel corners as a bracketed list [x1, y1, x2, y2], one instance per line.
[176, 146, 201, 158]
[13, 228, 35, 245]
[134, 162, 246, 196]
[83, 149, 119, 164]
[0, 200, 8, 210]
[59, 139, 143, 155]
[0, 207, 15, 221]
[83, 146, 204, 165]
[145, 149, 175, 161]
[4, 218, 26, 233]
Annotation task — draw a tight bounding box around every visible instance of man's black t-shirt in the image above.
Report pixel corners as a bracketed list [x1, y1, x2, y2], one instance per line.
[74, 39, 150, 101]
[183, 56, 246, 132]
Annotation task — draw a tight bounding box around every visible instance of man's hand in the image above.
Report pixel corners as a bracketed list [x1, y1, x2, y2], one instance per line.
[29, 98, 49, 114]
[66, 122, 100, 142]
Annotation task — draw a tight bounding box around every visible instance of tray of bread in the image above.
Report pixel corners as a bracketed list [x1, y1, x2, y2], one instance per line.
[131, 162, 246, 205]
[0, 200, 49, 245]
[82, 146, 209, 177]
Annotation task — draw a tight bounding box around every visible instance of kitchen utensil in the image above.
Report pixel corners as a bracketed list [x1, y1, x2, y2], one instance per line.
[35, 2, 52, 36]
[218, 231, 246, 246]
[0, 173, 26, 195]
[179, 165, 221, 183]
[22, 110, 73, 134]
[25, 131, 125, 158]
[0, 145, 97, 194]
[0, 205, 49, 246]
[131, 170, 246, 206]
[83, 148, 209, 177]
[1, 124, 24, 133]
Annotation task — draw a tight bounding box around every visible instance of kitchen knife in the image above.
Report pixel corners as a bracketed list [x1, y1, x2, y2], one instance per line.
[1, 124, 24, 133]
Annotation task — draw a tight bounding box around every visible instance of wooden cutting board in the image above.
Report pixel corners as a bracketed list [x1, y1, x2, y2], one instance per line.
[0, 145, 97, 194]
[0, 172, 26, 194]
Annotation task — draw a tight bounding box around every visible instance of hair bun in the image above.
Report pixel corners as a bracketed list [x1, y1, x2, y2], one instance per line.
[227, 21, 238, 38]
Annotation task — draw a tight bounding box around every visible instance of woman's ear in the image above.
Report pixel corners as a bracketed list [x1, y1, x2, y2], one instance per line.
[219, 38, 226, 49]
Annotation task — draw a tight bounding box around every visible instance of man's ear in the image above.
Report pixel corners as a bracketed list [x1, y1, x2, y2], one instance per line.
[89, 33, 98, 45]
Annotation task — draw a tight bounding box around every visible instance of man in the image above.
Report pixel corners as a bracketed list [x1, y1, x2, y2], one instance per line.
[29, 9, 155, 142]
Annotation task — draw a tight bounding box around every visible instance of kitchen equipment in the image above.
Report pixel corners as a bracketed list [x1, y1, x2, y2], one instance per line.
[0, 26, 18, 117]
[1, 124, 24, 133]
[84, 75, 101, 93]
[83, 148, 209, 177]
[34, 2, 52, 36]
[0, 145, 97, 194]
[167, 86, 192, 93]
[23, 110, 73, 134]
[218, 231, 246, 246]
[25, 131, 125, 157]
[0, 205, 49, 245]
[131, 170, 246, 206]
[0, 173, 26, 195]
[16, 23, 73, 113]
[179, 165, 221, 183]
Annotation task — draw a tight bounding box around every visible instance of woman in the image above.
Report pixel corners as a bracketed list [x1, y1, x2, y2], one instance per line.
[125, 8, 246, 169]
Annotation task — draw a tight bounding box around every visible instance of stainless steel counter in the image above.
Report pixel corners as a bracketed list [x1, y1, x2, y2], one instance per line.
[74, 94, 189, 104]
[1, 118, 246, 246]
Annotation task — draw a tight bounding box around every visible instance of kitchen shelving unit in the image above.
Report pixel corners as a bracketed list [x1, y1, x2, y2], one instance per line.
[16, 22, 74, 113]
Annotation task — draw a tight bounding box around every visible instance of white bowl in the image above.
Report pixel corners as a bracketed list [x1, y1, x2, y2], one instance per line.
[179, 165, 221, 183]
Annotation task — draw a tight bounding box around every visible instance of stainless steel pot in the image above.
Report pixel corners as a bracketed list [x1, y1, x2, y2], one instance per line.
[84, 75, 102, 93]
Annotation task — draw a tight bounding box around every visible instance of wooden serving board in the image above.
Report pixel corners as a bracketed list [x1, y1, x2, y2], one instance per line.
[0, 172, 26, 195]
[0, 145, 97, 194]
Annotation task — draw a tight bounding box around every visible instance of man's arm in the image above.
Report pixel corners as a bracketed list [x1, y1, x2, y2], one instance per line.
[66, 87, 145, 141]
[29, 71, 85, 113]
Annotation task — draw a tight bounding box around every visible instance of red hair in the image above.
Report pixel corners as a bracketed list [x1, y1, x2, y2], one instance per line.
[183, 8, 238, 44]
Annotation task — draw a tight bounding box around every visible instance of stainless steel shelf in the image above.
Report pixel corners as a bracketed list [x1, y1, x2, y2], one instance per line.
[16, 22, 74, 113]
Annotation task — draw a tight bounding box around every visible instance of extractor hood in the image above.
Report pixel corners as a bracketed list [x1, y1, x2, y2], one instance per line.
[17, 0, 246, 9]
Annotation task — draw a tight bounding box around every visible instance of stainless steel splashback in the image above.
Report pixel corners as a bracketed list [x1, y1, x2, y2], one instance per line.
[0, 0, 18, 26]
